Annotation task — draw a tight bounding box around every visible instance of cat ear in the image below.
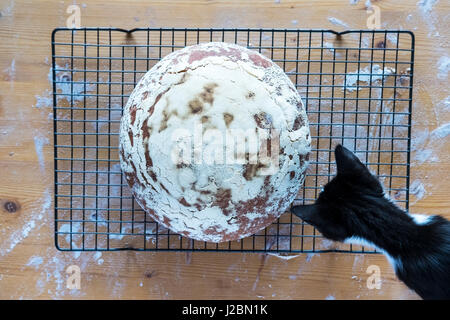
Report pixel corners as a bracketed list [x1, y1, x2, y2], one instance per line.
[291, 204, 320, 223]
[334, 144, 367, 175]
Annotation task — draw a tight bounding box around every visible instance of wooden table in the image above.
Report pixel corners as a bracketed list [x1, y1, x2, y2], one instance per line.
[0, 0, 449, 300]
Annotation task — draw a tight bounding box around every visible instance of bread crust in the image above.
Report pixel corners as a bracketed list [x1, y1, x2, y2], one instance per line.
[119, 42, 311, 242]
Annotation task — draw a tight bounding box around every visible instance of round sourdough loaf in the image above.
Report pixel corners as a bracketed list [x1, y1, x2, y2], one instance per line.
[119, 42, 311, 242]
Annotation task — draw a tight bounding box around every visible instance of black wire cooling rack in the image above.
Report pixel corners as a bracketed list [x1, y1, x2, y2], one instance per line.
[52, 28, 414, 253]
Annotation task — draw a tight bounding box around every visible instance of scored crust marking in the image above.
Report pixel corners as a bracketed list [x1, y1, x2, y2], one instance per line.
[141, 118, 151, 140]
[130, 104, 138, 125]
[160, 183, 171, 195]
[179, 197, 192, 207]
[188, 47, 242, 64]
[187, 45, 272, 70]
[148, 94, 161, 116]
[162, 216, 172, 228]
[249, 53, 271, 68]
[124, 170, 136, 187]
[128, 129, 134, 147]
[149, 170, 158, 182]
[128, 162, 140, 187]
[149, 89, 169, 117]
[144, 144, 153, 168]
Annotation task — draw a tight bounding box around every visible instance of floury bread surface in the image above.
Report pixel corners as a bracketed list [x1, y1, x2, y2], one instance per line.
[119, 42, 311, 242]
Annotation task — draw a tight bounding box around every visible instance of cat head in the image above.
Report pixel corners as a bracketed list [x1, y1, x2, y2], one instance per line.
[291, 145, 387, 242]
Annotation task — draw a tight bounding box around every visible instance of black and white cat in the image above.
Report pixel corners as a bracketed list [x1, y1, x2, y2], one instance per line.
[291, 145, 450, 300]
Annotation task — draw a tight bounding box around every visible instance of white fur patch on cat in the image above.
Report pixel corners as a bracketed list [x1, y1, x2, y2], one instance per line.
[410, 214, 433, 226]
[344, 236, 402, 272]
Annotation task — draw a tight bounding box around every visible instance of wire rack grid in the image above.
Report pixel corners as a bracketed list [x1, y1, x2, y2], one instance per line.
[52, 28, 414, 253]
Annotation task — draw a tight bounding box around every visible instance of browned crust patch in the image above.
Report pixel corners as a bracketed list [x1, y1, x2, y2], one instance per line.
[223, 113, 234, 127]
[254, 112, 273, 129]
[212, 188, 232, 216]
[188, 98, 203, 114]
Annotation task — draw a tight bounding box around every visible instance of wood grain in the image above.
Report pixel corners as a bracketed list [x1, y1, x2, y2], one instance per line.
[0, 0, 449, 300]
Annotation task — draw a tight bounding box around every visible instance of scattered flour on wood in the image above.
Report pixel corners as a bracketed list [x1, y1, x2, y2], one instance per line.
[3, 58, 16, 81]
[26, 247, 118, 298]
[26, 256, 44, 270]
[0, 188, 51, 257]
[46, 63, 95, 104]
[33, 62, 56, 120]
[324, 42, 336, 54]
[58, 222, 84, 251]
[344, 65, 395, 92]
[306, 253, 320, 262]
[386, 33, 398, 45]
[437, 56, 450, 80]
[33, 90, 53, 109]
[33, 135, 49, 173]
[267, 253, 301, 260]
[328, 17, 349, 28]
[409, 180, 427, 204]
[54, 63, 95, 103]
[411, 128, 429, 152]
[416, 0, 440, 37]
[411, 128, 438, 164]
[444, 96, 450, 108]
[412, 122, 449, 164]
[417, 0, 439, 14]
[431, 122, 450, 139]
[413, 148, 438, 164]
[93, 252, 102, 261]
[36, 250, 85, 298]
[440, 96, 450, 112]
[352, 254, 364, 271]
[0, 0, 15, 16]
[325, 294, 336, 300]
[319, 239, 336, 250]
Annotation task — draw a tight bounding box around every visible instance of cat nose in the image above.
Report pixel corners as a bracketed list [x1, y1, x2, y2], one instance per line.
[291, 206, 305, 218]
[290, 204, 318, 224]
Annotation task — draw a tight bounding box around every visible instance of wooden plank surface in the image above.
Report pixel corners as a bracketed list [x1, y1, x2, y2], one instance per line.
[0, 0, 449, 300]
